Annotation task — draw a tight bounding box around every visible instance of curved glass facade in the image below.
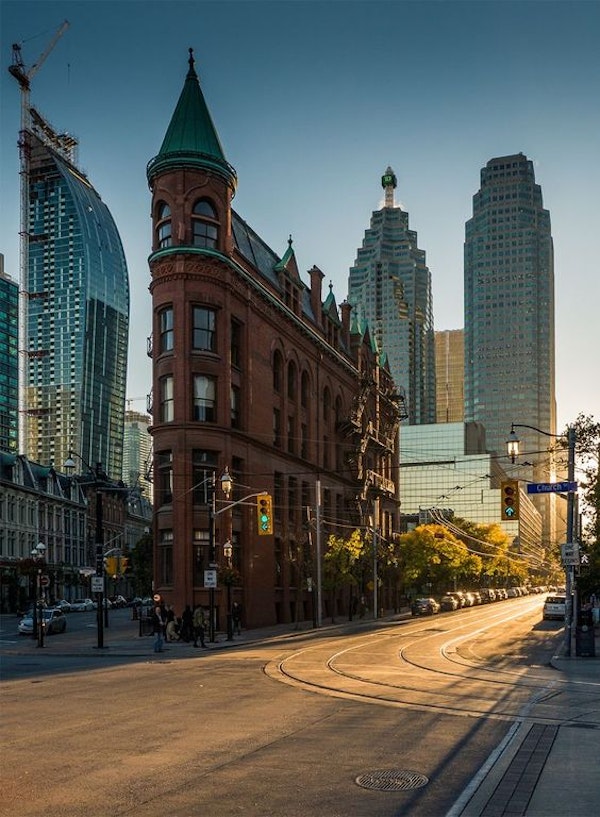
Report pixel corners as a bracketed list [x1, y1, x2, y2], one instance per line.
[25, 133, 129, 478]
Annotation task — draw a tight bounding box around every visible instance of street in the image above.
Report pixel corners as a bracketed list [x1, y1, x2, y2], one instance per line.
[1, 596, 591, 817]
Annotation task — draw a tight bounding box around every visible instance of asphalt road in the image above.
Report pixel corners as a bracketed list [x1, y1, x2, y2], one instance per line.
[2, 595, 574, 817]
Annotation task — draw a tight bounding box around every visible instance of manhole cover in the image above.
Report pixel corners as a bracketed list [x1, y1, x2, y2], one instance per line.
[355, 769, 429, 791]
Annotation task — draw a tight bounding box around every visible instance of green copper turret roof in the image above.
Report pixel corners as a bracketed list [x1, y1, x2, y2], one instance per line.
[147, 49, 237, 188]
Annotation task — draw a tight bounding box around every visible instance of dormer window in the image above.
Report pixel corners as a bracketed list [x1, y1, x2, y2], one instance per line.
[192, 199, 219, 249]
[156, 202, 172, 248]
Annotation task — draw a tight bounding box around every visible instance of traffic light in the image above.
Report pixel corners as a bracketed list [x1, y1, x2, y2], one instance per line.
[104, 556, 118, 577]
[119, 557, 129, 575]
[500, 480, 520, 520]
[257, 494, 273, 535]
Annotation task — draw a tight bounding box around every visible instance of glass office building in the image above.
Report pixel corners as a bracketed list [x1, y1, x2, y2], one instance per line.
[435, 329, 464, 424]
[464, 153, 555, 456]
[0, 255, 19, 453]
[24, 132, 129, 478]
[464, 154, 557, 545]
[348, 168, 435, 425]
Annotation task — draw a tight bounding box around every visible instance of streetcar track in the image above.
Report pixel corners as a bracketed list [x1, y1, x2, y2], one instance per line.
[266, 599, 599, 726]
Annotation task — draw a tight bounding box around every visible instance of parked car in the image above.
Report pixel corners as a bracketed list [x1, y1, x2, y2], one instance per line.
[543, 595, 567, 621]
[54, 599, 71, 613]
[18, 608, 67, 636]
[440, 594, 459, 612]
[70, 598, 95, 612]
[92, 598, 113, 610]
[411, 597, 440, 616]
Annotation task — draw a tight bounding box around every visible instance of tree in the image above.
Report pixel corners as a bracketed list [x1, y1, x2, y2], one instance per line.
[395, 524, 482, 595]
[323, 529, 365, 622]
[569, 414, 600, 597]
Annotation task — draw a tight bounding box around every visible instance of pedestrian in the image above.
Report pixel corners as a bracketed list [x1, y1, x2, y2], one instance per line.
[231, 601, 242, 635]
[152, 605, 165, 653]
[165, 605, 180, 642]
[192, 604, 207, 648]
[180, 604, 193, 642]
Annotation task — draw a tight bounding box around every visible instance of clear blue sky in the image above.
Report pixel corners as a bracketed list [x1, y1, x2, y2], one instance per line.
[1, 0, 598, 432]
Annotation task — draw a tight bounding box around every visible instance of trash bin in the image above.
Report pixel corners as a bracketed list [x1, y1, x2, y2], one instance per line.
[575, 625, 596, 657]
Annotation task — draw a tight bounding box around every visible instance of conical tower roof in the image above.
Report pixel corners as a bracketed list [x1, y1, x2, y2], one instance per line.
[147, 49, 236, 189]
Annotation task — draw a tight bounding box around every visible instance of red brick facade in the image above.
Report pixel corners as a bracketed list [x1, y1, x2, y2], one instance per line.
[147, 53, 401, 627]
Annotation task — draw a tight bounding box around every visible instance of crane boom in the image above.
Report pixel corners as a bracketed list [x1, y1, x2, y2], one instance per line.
[8, 20, 69, 90]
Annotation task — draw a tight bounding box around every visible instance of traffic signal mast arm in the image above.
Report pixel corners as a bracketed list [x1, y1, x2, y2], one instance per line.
[213, 491, 268, 517]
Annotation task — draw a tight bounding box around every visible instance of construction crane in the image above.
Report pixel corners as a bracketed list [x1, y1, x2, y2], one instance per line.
[9, 20, 70, 92]
[8, 20, 69, 455]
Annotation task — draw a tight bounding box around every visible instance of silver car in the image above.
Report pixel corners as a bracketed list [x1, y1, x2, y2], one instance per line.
[18, 608, 67, 635]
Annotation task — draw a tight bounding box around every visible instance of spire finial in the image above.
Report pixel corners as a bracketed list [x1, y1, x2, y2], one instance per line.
[329, 280, 333, 293]
[188, 48, 196, 76]
[288, 234, 293, 247]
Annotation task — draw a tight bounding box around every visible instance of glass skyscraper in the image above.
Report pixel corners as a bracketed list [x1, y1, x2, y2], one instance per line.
[348, 168, 435, 424]
[23, 130, 129, 478]
[464, 153, 557, 543]
[0, 255, 19, 454]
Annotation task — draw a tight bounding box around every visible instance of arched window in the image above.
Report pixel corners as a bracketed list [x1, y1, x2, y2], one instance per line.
[156, 202, 172, 249]
[287, 361, 297, 401]
[273, 350, 283, 392]
[323, 387, 331, 423]
[192, 199, 219, 249]
[301, 371, 310, 408]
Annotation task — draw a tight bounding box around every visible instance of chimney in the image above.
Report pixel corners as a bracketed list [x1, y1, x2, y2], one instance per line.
[309, 265, 324, 325]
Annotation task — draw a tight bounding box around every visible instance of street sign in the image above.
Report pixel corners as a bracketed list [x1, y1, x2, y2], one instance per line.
[204, 569, 217, 588]
[40, 574, 50, 588]
[561, 543, 580, 566]
[91, 576, 105, 593]
[527, 481, 577, 494]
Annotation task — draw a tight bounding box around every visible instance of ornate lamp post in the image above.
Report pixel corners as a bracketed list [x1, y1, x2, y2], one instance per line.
[207, 467, 233, 642]
[223, 539, 234, 641]
[31, 542, 46, 647]
[507, 422, 577, 656]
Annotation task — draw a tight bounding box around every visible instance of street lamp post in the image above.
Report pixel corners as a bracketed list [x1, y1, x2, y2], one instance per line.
[64, 453, 106, 649]
[223, 539, 233, 641]
[507, 422, 577, 656]
[207, 467, 233, 643]
[31, 542, 46, 647]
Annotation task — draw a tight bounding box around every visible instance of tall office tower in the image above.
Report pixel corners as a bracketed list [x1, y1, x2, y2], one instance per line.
[464, 153, 557, 543]
[0, 254, 19, 453]
[19, 123, 129, 478]
[123, 410, 153, 500]
[435, 329, 464, 423]
[348, 168, 435, 424]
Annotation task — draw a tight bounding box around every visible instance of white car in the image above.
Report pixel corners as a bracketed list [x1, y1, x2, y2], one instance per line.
[70, 598, 95, 612]
[55, 599, 72, 613]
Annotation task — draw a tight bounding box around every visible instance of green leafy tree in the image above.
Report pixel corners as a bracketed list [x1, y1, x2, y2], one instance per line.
[396, 524, 482, 595]
[323, 529, 365, 622]
[569, 414, 600, 596]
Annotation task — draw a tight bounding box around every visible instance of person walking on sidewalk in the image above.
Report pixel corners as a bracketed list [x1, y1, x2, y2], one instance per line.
[231, 601, 242, 635]
[180, 604, 193, 642]
[192, 605, 207, 648]
[152, 605, 165, 653]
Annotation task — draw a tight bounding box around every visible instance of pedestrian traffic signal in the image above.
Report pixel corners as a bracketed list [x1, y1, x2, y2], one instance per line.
[501, 480, 520, 520]
[257, 494, 273, 535]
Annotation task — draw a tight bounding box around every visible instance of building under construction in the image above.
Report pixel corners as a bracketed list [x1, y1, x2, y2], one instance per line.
[8, 23, 130, 478]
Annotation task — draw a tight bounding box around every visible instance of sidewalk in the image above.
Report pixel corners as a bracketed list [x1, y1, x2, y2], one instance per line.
[452, 625, 600, 817]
